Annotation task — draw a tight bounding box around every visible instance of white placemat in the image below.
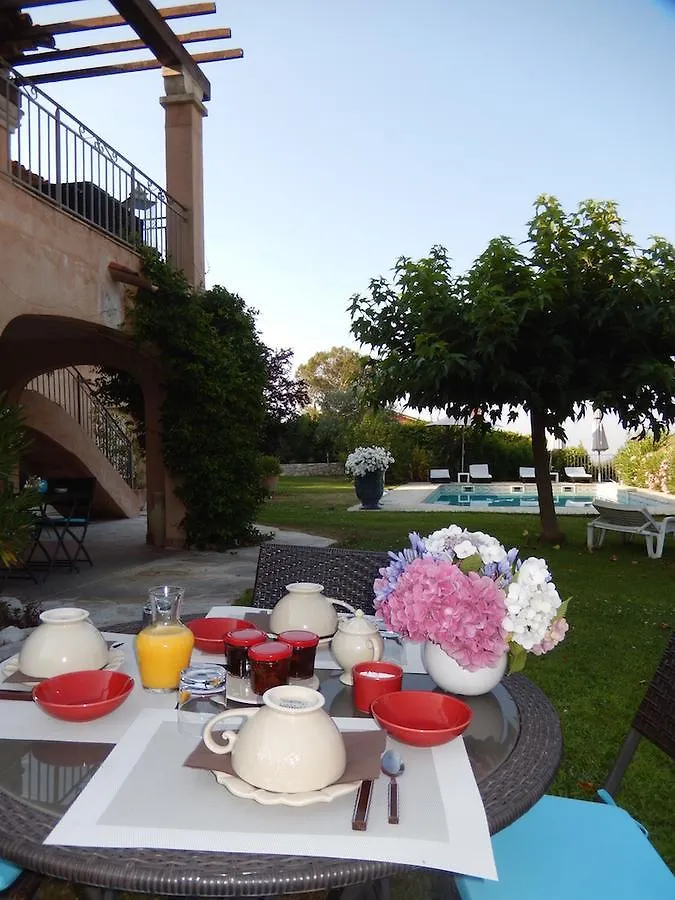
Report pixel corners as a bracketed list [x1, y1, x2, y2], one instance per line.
[0, 633, 176, 743]
[207, 606, 426, 673]
[44, 708, 496, 880]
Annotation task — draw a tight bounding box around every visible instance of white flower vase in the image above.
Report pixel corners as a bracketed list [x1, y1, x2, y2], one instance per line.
[422, 641, 507, 696]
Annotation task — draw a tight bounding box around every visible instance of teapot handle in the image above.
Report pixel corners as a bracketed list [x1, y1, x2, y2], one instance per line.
[202, 708, 257, 755]
[367, 637, 384, 662]
[329, 599, 358, 616]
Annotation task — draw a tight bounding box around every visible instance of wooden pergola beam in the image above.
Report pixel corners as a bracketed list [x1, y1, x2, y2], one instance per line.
[108, 261, 158, 292]
[14, 26, 231, 64]
[107, 0, 210, 99]
[44, 3, 216, 37]
[20, 46, 242, 84]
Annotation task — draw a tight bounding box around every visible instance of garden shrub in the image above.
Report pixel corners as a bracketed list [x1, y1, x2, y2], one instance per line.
[614, 436, 675, 493]
[103, 249, 268, 548]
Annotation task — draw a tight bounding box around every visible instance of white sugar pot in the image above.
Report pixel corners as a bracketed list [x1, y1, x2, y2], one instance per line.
[330, 610, 384, 685]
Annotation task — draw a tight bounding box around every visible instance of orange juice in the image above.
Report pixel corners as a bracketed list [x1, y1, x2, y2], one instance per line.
[135, 623, 194, 691]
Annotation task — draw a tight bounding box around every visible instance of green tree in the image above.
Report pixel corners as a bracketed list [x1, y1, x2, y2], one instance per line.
[297, 346, 366, 408]
[262, 348, 309, 455]
[0, 397, 38, 568]
[349, 195, 675, 541]
[98, 249, 269, 548]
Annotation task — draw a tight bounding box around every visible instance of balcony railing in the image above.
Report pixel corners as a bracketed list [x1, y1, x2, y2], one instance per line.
[1, 65, 187, 268]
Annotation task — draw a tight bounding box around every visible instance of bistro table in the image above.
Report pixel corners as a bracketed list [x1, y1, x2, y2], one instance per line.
[0, 610, 562, 898]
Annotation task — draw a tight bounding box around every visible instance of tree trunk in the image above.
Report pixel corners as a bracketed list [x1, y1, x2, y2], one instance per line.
[530, 407, 563, 543]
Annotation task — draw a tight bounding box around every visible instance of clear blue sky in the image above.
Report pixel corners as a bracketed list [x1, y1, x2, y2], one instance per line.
[23, 0, 675, 452]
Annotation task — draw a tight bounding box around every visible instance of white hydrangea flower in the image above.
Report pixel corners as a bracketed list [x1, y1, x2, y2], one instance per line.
[503, 559, 562, 650]
[425, 526, 507, 565]
[344, 446, 395, 477]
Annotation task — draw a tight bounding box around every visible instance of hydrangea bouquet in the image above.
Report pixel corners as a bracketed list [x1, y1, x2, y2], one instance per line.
[344, 446, 395, 477]
[374, 525, 569, 673]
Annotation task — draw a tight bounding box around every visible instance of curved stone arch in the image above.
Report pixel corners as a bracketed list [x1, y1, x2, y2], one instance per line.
[0, 313, 182, 548]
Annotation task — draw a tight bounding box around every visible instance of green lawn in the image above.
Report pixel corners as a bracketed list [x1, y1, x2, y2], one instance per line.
[258, 477, 675, 869]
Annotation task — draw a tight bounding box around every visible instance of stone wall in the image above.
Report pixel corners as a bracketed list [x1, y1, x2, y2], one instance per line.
[281, 463, 344, 477]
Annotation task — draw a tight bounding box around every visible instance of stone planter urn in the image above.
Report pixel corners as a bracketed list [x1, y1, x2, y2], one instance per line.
[354, 470, 385, 509]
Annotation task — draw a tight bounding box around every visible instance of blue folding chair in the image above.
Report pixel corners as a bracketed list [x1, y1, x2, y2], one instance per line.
[0, 859, 22, 891]
[455, 633, 675, 900]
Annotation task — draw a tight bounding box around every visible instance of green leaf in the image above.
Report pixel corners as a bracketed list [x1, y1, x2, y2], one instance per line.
[507, 643, 528, 675]
[457, 553, 483, 574]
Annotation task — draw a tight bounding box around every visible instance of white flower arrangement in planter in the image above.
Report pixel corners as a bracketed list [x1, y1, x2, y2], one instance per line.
[344, 446, 395, 477]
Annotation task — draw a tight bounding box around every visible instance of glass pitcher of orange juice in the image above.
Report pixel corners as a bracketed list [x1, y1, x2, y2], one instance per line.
[135, 585, 194, 692]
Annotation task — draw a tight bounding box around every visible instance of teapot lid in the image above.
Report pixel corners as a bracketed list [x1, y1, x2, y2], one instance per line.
[338, 609, 378, 634]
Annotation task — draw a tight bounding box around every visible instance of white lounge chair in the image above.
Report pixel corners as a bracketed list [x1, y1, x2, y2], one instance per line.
[469, 464, 492, 482]
[587, 500, 675, 559]
[564, 466, 592, 482]
[519, 467, 536, 481]
[429, 468, 451, 483]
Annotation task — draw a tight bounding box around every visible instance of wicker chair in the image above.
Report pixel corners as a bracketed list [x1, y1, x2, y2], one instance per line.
[252, 544, 391, 615]
[455, 632, 675, 899]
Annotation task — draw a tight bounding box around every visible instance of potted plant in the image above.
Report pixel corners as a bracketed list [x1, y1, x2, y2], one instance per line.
[374, 525, 569, 694]
[261, 455, 282, 495]
[344, 445, 395, 509]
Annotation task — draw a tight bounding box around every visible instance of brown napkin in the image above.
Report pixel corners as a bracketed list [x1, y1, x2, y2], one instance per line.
[243, 611, 272, 633]
[184, 729, 386, 784]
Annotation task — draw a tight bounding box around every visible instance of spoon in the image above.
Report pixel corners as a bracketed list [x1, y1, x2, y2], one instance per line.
[380, 749, 404, 824]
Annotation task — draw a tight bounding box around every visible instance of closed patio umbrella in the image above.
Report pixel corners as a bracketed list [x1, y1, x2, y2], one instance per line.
[591, 408, 609, 479]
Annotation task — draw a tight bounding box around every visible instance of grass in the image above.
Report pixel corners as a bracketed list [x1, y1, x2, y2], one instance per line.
[258, 477, 675, 869]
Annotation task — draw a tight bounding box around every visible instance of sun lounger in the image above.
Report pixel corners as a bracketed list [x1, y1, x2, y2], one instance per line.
[564, 466, 592, 482]
[519, 467, 536, 481]
[587, 500, 675, 559]
[469, 464, 492, 483]
[429, 468, 452, 483]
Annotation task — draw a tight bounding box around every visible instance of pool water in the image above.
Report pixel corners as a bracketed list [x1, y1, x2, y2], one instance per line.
[424, 489, 594, 509]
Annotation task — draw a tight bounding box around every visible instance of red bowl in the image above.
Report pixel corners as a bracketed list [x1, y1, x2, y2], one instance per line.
[33, 670, 134, 722]
[187, 617, 250, 653]
[370, 690, 472, 747]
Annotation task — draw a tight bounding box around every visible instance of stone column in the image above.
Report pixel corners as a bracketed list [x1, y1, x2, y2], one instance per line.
[142, 364, 187, 549]
[159, 68, 207, 288]
[0, 77, 21, 173]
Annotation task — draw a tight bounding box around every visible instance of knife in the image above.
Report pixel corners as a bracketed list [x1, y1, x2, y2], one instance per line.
[0, 684, 35, 701]
[351, 779, 373, 831]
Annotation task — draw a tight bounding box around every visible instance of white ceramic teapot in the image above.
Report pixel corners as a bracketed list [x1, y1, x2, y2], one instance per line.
[269, 582, 356, 638]
[202, 685, 346, 793]
[330, 610, 385, 685]
[18, 608, 109, 678]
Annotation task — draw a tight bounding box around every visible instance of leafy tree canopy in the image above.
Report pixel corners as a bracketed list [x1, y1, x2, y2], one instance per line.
[297, 346, 367, 408]
[262, 348, 309, 454]
[349, 195, 675, 540]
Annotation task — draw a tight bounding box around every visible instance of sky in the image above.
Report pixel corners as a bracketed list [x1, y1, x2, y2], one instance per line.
[20, 0, 675, 455]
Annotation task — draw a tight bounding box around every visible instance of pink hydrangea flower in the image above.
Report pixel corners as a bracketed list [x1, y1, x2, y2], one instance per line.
[530, 617, 569, 656]
[377, 557, 509, 671]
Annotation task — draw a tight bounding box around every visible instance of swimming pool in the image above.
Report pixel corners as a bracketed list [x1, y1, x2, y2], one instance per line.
[424, 489, 594, 509]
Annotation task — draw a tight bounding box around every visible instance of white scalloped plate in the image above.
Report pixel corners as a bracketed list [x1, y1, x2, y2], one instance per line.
[0, 646, 125, 685]
[213, 772, 360, 806]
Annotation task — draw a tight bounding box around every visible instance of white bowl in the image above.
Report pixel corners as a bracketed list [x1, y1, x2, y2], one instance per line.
[19, 608, 109, 678]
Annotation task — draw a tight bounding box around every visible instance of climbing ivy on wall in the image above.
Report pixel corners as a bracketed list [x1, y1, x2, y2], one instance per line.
[109, 249, 268, 549]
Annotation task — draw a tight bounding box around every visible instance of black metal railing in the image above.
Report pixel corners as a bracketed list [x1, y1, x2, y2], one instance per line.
[1, 63, 187, 267]
[26, 369, 136, 487]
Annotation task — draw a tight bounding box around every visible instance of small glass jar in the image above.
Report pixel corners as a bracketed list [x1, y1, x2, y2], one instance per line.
[277, 630, 320, 679]
[177, 664, 227, 735]
[248, 641, 293, 696]
[224, 628, 267, 678]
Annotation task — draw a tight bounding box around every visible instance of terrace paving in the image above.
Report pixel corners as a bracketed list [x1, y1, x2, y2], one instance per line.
[0, 515, 334, 634]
